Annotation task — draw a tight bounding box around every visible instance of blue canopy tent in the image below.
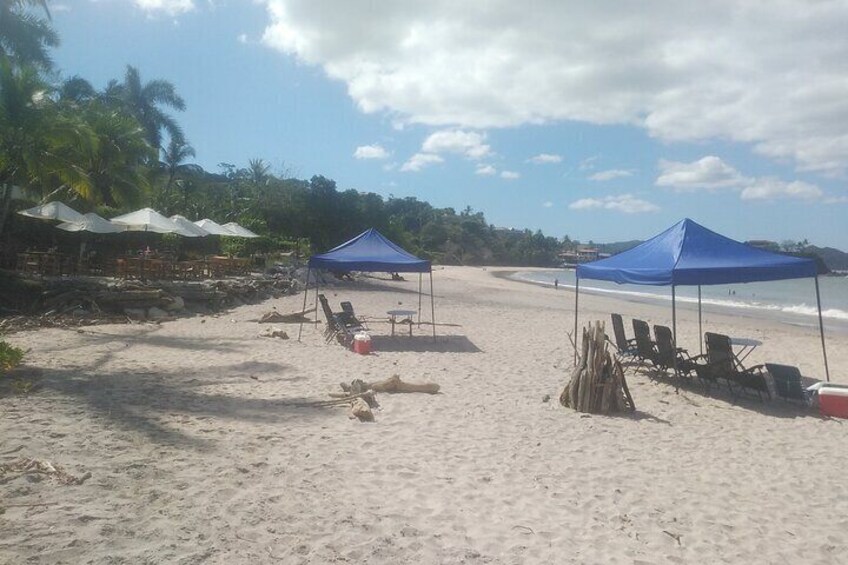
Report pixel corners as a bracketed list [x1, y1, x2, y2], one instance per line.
[574, 219, 829, 381]
[298, 228, 436, 340]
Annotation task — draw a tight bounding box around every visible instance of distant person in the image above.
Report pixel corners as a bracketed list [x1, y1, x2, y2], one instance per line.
[554, 278, 559, 290]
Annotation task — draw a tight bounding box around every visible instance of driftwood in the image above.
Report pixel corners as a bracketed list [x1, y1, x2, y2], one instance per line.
[560, 321, 635, 414]
[259, 307, 315, 324]
[349, 398, 374, 422]
[340, 374, 440, 394]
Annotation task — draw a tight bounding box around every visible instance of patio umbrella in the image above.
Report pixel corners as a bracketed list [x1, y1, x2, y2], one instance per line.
[170, 214, 210, 237]
[56, 212, 126, 233]
[18, 201, 85, 224]
[222, 222, 260, 238]
[194, 218, 235, 236]
[111, 208, 186, 234]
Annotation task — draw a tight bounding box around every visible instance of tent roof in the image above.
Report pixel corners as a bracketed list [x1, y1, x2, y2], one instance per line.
[194, 218, 234, 236]
[308, 228, 430, 273]
[19, 201, 85, 223]
[576, 218, 817, 286]
[222, 222, 260, 238]
[111, 208, 185, 234]
[57, 212, 126, 233]
[170, 215, 209, 237]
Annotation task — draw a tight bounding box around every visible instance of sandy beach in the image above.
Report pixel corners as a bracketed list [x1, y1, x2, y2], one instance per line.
[2, 265, 846, 564]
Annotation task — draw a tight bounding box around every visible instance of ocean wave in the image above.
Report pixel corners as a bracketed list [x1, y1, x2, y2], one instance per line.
[511, 272, 848, 322]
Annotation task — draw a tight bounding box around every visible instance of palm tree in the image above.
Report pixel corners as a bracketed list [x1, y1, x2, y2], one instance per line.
[106, 65, 186, 151]
[157, 137, 202, 213]
[0, 60, 93, 235]
[0, 0, 58, 69]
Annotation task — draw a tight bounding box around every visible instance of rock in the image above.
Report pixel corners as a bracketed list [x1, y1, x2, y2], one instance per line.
[124, 308, 146, 321]
[147, 307, 169, 320]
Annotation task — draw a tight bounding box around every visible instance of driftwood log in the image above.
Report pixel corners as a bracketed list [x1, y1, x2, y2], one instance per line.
[340, 374, 440, 395]
[560, 321, 635, 414]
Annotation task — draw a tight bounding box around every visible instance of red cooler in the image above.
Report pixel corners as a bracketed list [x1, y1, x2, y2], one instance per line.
[353, 333, 372, 355]
[819, 385, 848, 419]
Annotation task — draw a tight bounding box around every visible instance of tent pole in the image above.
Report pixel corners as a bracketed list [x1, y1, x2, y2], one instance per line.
[698, 285, 703, 355]
[815, 276, 830, 382]
[297, 267, 310, 341]
[573, 277, 579, 366]
[672, 285, 677, 346]
[417, 273, 422, 327]
[429, 269, 436, 340]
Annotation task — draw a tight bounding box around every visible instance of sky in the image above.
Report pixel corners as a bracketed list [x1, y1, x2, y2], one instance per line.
[49, 0, 848, 248]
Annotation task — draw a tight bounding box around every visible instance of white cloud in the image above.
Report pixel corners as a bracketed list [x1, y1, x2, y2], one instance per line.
[237, 33, 249, 44]
[500, 171, 520, 180]
[543, 201, 554, 208]
[589, 169, 633, 181]
[421, 130, 491, 159]
[569, 194, 659, 214]
[740, 178, 823, 201]
[400, 153, 443, 172]
[475, 164, 496, 176]
[260, 1, 848, 175]
[528, 153, 562, 164]
[133, 0, 194, 15]
[824, 195, 848, 204]
[354, 144, 389, 160]
[656, 156, 749, 191]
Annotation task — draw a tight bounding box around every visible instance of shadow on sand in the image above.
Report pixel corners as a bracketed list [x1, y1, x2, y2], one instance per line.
[369, 334, 481, 353]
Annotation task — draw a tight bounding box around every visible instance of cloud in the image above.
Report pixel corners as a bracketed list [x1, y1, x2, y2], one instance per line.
[740, 178, 823, 201]
[569, 194, 659, 214]
[589, 169, 633, 181]
[52, 3, 71, 12]
[237, 33, 249, 44]
[421, 129, 491, 159]
[500, 171, 520, 180]
[543, 201, 554, 208]
[354, 144, 389, 159]
[133, 0, 194, 15]
[260, 1, 848, 175]
[528, 153, 562, 164]
[656, 156, 749, 191]
[400, 153, 443, 172]
[475, 164, 496, 176]
[824, 195, 848, 204]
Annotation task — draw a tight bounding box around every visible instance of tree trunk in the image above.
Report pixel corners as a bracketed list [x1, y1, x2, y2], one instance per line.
[0, 184, 13, 241]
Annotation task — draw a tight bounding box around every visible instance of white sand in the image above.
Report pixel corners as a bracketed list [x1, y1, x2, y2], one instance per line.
[2, 266, 846, 564]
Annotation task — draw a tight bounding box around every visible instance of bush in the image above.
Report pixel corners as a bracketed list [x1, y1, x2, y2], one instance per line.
[0, 340, 25, 373]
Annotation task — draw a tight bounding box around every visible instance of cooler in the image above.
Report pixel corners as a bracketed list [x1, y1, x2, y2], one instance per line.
[819, 385, 848, 419]
[353, 332, 372, 355]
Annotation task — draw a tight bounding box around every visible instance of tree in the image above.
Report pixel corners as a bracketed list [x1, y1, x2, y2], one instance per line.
[106, 65, 185, 151]
[0, 60, 92, 235]
[0, 0, 58, 70]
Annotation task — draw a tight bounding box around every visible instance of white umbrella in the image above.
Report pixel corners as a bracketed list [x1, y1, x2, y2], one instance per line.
[194, 218, 235, 236]
[222, 222, 260, 238]
[56, 212, 126, 233]
[170, 215, 209, 237]
[19, 201, 85, 223]
[111, 208, 186, 234]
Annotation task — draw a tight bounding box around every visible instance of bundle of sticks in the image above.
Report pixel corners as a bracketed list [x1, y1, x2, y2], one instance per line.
[560, 321, 635, 414]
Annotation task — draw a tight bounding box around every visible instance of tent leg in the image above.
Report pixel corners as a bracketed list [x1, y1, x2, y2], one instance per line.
[671, 285, 677, 346]
[417, 273, 422, 327]
[297, 267, 311, 342]
[815, 276, 830, 382]
[429, 270, 436, 340]
[698, 285, 703, 356]
[573, 278, 579, 366]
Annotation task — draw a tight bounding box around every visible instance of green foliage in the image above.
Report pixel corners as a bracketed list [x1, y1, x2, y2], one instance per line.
[0, 340, 24, 373]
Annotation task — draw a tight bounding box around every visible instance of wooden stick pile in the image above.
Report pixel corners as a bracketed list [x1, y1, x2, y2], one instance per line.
[560, 321, 635, 414]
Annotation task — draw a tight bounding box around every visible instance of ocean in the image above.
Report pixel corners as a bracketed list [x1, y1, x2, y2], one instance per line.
[510, 269, 848, 335]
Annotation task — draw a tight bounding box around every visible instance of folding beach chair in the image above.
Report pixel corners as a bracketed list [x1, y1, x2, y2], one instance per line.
[701, 332, 770, 401]
[765, 363, 809, 403]
[653, 324, 705, 379]
[318, 294, 366, 347]
[609, 313, 638, 358]
[631, 319, 658, 366]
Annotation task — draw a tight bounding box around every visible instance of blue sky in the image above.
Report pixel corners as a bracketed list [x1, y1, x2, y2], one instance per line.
[50, 1, 848, 248]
